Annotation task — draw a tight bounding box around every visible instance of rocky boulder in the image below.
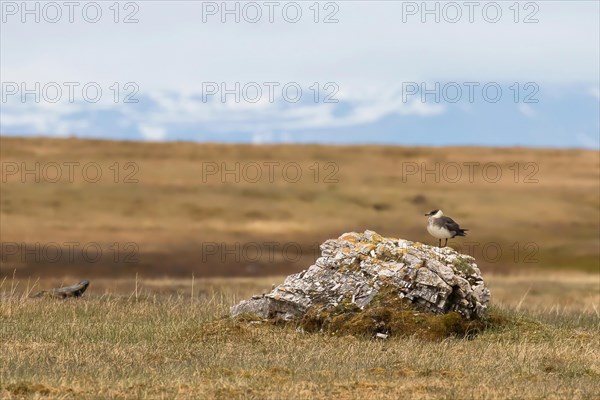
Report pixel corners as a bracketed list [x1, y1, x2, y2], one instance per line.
[231, 231, 491, 324]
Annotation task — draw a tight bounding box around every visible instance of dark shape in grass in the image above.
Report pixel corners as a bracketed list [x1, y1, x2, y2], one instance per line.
[3, 382, 52, 396]
[411, 194, 427, 205]
[31, 280, 90, 299]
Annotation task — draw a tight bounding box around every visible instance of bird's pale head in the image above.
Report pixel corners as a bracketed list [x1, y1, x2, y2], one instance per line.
[425, 209, 443, 217]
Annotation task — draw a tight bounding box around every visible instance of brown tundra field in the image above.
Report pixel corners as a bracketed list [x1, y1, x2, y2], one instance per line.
[0, 137, 599, 399]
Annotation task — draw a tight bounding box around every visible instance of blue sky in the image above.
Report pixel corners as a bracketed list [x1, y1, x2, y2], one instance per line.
[1, 1, 599, 148]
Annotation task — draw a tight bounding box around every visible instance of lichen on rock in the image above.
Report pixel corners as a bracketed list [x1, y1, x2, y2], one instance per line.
[230, 230, 491, 331]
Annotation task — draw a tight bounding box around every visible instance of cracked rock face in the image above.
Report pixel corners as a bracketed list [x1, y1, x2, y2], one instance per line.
[230, 230, 491, 320]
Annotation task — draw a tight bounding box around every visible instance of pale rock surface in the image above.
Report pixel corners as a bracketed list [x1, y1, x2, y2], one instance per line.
[231, 231, 490, 320]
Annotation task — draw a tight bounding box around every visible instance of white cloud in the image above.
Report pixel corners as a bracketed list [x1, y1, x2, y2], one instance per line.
[251, 131, 273, 144]
[0, 102, 90, 136]
[115, 83, 447, 138]
[138, 124, 166, 141]
[518, 104, 536, 118]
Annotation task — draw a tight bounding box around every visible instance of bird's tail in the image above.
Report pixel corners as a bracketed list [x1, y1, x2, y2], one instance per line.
[456, 229, 468, 236]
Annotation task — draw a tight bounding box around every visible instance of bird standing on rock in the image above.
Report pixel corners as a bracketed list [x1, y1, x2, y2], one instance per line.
[425, 209, 468, 247]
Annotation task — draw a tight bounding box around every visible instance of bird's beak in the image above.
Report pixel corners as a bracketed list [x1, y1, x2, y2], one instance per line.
[424, 213, 430, 216]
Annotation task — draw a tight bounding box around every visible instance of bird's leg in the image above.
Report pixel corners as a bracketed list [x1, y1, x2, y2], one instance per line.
[444, 238, 448, 247]
[438, 239, 441, 247]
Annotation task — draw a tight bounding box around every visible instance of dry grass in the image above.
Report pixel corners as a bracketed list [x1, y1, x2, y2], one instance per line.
[1, 273, 599, 400]
[1, 137, 599, 277]
[1, 137, 598, 398]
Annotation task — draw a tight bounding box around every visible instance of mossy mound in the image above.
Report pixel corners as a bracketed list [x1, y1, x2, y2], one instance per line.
[299, 286, 493, 340]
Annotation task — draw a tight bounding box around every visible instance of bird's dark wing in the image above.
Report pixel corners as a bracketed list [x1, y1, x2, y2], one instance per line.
[440, 216, 462, 232]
